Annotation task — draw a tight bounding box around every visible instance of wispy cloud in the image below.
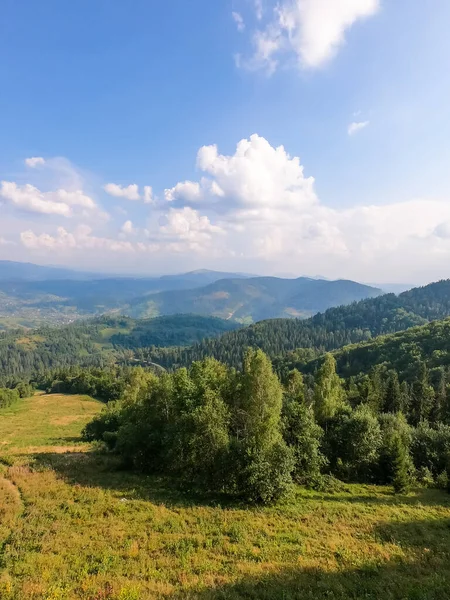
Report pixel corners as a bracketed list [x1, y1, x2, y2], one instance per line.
[348, 120, 370, 136]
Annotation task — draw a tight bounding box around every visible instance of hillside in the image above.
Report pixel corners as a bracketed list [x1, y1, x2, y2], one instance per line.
[128, 277, 382, 322]
[0, 315, 239, 384]
[311, 317, 450, 382]
[2, 393, 450, 598]
[145, 279, 450, 369]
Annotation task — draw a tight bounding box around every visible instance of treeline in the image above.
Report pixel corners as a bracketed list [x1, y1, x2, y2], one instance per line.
[142, 280, 450, 370]
[83, 350, 450, 504]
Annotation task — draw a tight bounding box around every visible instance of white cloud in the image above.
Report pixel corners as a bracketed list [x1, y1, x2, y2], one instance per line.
[348, 120, 369, 135]
[232, 11, 245, 32]
[10, 134, 450, 281]
[159, 134, 450, 280]
[0, 237, 15, 246]
[254, 0, 263, 20]
[143, 185, 154, 204]
[1, 182, 72, 217]
[21, 225, 135, 253]
[242, 0, 380, 73]
[25, 157, 45, 168]
[0, 181, 100, 218]
[121, 220, 135, 235]
[104, 183, 140, 201]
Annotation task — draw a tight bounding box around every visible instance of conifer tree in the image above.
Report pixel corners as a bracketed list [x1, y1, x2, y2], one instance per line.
[392, 434, 412, 494]
[410, 362, 434, 425]
[384, 370, 402, 413]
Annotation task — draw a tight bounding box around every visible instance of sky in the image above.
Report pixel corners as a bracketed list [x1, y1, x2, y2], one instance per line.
[1, 0, 450, 284]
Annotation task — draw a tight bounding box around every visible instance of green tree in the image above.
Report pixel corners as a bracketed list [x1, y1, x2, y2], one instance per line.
[231, 348, 294, 503]
[313, 354, 347, 423]
[282, 396, 325, 484]
[392, 434, 412, 494]
[383, 371, 402, 413]
[410, 362, 434, 425]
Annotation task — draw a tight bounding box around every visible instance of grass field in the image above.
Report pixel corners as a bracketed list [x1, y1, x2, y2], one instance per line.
[1, 395, 450, 599]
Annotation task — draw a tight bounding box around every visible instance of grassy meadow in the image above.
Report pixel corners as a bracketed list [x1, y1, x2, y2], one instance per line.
[1, 394, 450, 599]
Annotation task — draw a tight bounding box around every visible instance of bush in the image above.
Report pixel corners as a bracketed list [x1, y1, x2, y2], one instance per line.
[416, 466, 435, 488]
[82, 401, 123, 446]
[231, 442, 295, 504]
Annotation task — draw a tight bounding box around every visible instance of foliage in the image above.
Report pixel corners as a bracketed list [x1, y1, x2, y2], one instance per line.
[392, 434, 413, 494]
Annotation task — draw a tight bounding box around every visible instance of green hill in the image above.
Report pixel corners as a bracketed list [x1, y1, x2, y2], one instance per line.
[128, 277, 382, 322]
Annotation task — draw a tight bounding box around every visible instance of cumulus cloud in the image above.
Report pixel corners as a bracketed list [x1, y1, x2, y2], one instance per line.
[104, 183, 140, 201]
[232, 11, 245, 32]
[143, 186, 154, 204]
[25, 157, 45, 168]
[159, 134, 450, 280]
[241, 0, 380, 72]
[348, 120, 369, 135]
[0, 181, 99, 218]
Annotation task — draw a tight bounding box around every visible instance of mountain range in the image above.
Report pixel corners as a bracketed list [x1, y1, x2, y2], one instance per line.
[0, 260, 382, 327]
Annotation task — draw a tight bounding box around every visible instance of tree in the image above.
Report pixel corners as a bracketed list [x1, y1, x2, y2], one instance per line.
[231, 349, 294, 503]
[430, 369, 446, 424]
[392, 434, 412, 494]
[383, 371, 402, 413]
[282, 396, 325, 484]
[313, 354, 347, 423]
[377, 412, 411, 484]
[323, 405, 382, 481]
[366, 366, 386, 413]
[410, 362, 434, 425]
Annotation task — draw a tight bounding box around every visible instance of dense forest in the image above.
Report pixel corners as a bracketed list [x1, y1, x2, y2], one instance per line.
[0, 315, 238, 386]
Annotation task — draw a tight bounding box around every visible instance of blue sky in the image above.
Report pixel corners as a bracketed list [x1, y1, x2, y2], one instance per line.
[1, 0, 450, 283]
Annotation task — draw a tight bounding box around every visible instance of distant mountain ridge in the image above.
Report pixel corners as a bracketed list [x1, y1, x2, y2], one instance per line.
[0, 261, 382, 327]
[128, 276, 382, 322]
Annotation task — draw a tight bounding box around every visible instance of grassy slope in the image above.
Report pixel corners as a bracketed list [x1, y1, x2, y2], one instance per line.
[1, 396, 450, 599]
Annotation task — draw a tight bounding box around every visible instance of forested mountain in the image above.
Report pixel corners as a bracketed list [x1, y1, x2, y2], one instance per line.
[0, 266, 379, 327]
[308, 318, 450, 382]
[144, 280, 450, 369]
[128, 277, 382, 321]
[0, 315, 238, 385]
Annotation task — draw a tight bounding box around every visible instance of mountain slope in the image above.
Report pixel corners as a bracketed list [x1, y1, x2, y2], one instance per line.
[315, 317, 450, 382]
[144, 279, 450, 369]
[128, 277, 382, 322]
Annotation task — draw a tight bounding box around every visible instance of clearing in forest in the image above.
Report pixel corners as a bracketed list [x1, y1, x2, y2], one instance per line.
[1, 394, 450, 599]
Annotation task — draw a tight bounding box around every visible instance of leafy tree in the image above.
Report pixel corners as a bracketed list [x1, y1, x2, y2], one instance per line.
[324, 405, 382, 481]
[313, 354, 347, 423]
[282, 395, 325, 484]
